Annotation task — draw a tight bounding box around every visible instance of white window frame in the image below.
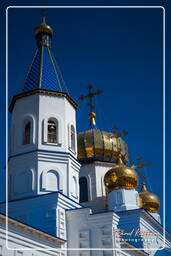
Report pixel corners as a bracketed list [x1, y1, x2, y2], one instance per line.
[42, 116, 62, 145]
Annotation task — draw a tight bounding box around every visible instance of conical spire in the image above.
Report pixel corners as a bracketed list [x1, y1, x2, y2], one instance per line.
[22, 16, 65, 93]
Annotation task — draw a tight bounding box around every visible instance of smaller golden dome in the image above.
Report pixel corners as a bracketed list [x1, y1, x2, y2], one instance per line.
[35, 17, 53, 37]
[104, 161, 138, 192]
[139, 182, 160, 213]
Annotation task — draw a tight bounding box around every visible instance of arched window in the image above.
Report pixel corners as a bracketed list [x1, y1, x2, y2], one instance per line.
[48, 119, 57, 143]
[71, 125, 75, 151]
[79, 177, 88, 203]
[23, 121, 31, 145]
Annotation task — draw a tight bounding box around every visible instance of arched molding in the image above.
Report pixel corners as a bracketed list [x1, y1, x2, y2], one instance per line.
[71, 176, 78, 198]
[40, 167, 63, 192]
[79, 176, 89, 203]
[42, 114, 62, 145]
[21, 114, 36, 145]
[87, 174, 92, 201]
[68, 122, 76, 153]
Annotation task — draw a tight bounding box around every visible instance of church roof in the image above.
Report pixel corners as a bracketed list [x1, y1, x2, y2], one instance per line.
[23, 47, 64, 92]
[9, 17, 78, 112]
[0, 214, 65, 244]
[22, 17, 65, 93]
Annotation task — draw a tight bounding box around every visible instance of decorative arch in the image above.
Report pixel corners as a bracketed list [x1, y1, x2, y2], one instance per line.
[72, 176, 78, 198]
[41, 168, 63, 192]
[71, 125, 76, 151]
[46, 170, 59, 191]
[21, 115, 35, 146]
[23, 120, 31, 145]
[68, 122, 76, 153]
[79, 176, 88, 203]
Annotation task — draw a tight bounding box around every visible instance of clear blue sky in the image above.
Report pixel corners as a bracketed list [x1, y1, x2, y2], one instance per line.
[0, 1, 170, 254]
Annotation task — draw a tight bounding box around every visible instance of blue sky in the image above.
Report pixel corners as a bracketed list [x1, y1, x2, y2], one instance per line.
[0, 1, 170, 254]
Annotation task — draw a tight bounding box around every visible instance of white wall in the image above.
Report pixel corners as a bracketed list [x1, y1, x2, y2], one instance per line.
[108, 189, 140, 212]
[67, 208, 122, 256]
[9, 93, 80, 201]
[79, 163, 113, 211]
[0, 218, 65, 256]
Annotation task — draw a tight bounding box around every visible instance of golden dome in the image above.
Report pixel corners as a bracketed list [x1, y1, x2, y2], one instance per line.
[104, 162, 138, 191]
[35, 17, 53, 37]
[77, 129, 129, 164]
[139, 182, 160, 213]
[77, 112, 129, 164]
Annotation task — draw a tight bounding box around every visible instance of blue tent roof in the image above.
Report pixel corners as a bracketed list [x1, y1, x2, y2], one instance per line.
[22, 17, 65, 93]
[23, 46, 64, 92]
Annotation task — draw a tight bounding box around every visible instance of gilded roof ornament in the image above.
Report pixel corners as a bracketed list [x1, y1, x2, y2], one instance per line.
[104, 130, 139, 191]
[131, 156, 151, 169]
[35, 9, 53, 38]
[108, 126, 128, 160]
[139, 180, 160, 213]
[134, 159, 160, 213]
[104, 163, 138, 192]
[79, 84, 102, 128]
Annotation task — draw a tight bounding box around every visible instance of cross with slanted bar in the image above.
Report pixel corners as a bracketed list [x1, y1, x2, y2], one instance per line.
[79, 85, 102, 112]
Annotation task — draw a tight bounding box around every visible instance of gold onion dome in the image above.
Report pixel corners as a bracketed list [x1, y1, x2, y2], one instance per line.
[139, 182, 160, 213]
[104, 158, 138, 191]
[77, 112, 129, 164]
[35, 17, 53, 37]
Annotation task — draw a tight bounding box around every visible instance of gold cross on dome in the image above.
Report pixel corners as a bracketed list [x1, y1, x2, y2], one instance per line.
[79, 84, 102, 112]
[131, 156, 151, 171]
[111, 126, 128, 139]
[132, 157, 151, 169]
[108, 126, 128, 160]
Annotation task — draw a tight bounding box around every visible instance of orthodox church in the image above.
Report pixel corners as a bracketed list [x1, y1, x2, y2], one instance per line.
[0, 16, 171, 256]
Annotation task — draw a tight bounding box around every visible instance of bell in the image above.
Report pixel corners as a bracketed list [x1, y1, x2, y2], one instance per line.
[49, 124, 55, 131]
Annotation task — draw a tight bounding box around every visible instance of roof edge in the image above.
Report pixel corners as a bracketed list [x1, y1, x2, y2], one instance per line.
[0, 213, 65, 244]
[9, 88, 78, 112]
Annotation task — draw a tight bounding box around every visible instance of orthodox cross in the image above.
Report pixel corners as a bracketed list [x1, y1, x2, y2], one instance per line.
[131, 156, 151, 169]
[108, 126, 128, 162]
[79, 84, 102, 112]
[111, 126, 128, 139]
[131, 157, 151, 182]
[109, 126, 128, 150]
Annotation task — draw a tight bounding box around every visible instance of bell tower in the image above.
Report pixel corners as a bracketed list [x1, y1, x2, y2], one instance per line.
[8, 17, 80, 202]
